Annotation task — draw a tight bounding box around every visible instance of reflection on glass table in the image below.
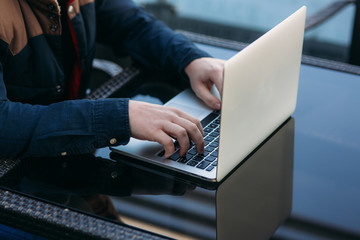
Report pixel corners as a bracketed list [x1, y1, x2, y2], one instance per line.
[1, 117, 294, 239]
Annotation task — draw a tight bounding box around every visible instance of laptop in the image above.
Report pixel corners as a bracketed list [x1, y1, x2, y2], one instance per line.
[110, 6, 306, 183]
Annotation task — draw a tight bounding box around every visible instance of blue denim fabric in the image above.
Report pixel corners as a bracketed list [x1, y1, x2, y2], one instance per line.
[95, 0, 210, 78]
[0, 0, 210, 159]
[0, 65, 130, 159]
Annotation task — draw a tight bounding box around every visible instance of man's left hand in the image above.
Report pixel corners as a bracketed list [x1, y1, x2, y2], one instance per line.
[185, 57, 225, 110]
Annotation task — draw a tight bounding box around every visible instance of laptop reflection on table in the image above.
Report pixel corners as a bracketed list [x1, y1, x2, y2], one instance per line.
[215, 118, 294, 239]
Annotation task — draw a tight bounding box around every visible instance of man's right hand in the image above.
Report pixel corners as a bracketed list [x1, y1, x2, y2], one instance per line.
[128, 100, 205, 158]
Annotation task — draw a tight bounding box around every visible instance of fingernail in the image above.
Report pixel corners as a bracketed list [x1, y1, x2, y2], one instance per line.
[215, 103, 221, 110]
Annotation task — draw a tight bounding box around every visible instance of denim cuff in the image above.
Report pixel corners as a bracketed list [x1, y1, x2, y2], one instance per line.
[93, 98, 130, 149]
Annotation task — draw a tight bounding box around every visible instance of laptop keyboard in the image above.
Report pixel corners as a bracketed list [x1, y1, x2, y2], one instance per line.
[167, 110, 220, 172]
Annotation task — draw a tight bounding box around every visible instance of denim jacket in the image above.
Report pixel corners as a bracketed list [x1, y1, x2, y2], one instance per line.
[0, 0, 209, 159]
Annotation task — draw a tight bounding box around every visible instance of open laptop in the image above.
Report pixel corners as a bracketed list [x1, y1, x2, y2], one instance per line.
[110, 6, 306, 183]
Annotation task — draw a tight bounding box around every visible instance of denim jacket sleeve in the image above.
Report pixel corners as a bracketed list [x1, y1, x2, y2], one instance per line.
[0, 63, 130, 159]
[95, 0, 211, 79]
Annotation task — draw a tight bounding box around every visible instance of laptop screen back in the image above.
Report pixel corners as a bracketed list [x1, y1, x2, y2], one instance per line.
[217, 7, 306, 181]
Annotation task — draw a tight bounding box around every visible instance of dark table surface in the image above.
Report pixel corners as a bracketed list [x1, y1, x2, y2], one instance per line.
[1, 43, 360, 240]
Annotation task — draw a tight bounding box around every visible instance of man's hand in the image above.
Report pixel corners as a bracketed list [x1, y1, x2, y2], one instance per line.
[185, 57, 225, 110]
[129, 100, 205, 158]
[128, 57, 224, 158]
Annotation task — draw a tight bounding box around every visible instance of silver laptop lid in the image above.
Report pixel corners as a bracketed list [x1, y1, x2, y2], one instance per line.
[217, 6, 306, 181]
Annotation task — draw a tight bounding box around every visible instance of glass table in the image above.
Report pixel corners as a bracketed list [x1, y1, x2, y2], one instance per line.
[1, 37, 360, 240]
